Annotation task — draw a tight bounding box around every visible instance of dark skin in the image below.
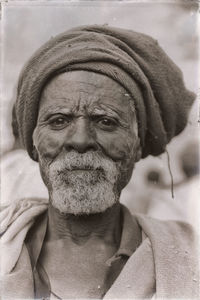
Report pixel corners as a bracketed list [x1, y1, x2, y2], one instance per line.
[33, 71, 141, 298]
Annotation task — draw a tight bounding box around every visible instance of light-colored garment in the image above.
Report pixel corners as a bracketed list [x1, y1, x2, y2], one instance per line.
[0, 198, 48, 274]
[1, 198, 199, 299]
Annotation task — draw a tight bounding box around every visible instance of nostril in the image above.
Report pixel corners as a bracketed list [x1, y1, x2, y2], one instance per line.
[64, 137, 98, 153]
[64, 119, 98, 153]
[74, 142, 98, 153]
[64, 144, 75, 152]
[84, 144, 98, 152]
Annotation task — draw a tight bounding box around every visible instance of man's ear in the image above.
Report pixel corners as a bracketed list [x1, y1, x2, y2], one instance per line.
[32, 129, 39, 161]
[135, 138, 142, 162]
[32, 146, 39, 162]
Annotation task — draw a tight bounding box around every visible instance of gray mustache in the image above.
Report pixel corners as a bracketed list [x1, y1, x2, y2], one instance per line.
[51, 151, 115, 172]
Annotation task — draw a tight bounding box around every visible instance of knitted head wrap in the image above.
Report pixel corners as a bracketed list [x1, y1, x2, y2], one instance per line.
[14, 25, 195, 160]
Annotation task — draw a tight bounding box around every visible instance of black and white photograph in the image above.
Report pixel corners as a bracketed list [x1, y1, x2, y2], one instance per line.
[0, 0, 199, 299]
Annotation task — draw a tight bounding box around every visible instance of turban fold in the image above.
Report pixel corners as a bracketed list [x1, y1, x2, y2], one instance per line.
[15, 25, 195, 159]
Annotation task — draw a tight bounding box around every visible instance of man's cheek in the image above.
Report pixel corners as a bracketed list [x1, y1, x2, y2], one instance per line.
[95, 133, 137, 189]
[96, 133, 135, 162]
[33, 129, 63, 160]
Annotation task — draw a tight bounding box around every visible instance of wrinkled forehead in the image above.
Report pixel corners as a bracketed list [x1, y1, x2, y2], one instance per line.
[39, 71, 136, 117]
[42, 71, 129, 96]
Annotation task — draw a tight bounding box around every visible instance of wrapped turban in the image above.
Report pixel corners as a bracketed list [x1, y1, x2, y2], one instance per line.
[14, 25, 195, 160]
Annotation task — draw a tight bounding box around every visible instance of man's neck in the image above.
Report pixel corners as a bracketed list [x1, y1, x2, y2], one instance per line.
[46, 202, 122, 246]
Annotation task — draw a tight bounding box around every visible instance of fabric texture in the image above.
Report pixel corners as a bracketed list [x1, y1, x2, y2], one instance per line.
[14, 25, 195, 160]
[1, 199, 199, 299]
[0, 198, 48, 274]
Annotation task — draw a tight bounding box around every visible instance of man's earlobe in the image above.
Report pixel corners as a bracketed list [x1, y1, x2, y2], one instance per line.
[32, 146, 38, 161]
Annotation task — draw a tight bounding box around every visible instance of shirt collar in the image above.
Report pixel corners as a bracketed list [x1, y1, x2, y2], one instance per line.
[118, 204, 141, 256]
[25, 211, 48, 270]
[105, 204, 141, 266]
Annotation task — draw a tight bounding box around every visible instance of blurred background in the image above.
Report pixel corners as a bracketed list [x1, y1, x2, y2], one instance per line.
[1, 0, 199, 229]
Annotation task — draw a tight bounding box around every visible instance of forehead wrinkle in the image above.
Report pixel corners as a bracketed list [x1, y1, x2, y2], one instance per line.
[69, 80, 103, 89]
[43, 81, 100, 98]
[89, 106, 122, 119]
[38, 104, 72, 118]
[39, 76, 135, 121]
[96, 102, 132, 119]
[39, 96, 134, 118]
[43, 76, 128, 97]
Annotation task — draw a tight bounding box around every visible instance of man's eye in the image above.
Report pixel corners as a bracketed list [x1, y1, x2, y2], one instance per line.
[97, 118, 118, 130]
[49, 116, 72, 129]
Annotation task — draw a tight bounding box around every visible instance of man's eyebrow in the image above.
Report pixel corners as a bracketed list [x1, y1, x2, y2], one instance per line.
[89, 107, 130, 127]
[89, 106, 128, 119]
[38, 105, 72, 118]
[89, 108, 112, 116]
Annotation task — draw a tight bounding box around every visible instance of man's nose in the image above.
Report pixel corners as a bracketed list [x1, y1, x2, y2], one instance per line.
[64, 118, 98, 153]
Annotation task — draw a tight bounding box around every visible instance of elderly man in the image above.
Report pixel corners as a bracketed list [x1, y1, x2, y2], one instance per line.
[1, 25, 199, 299]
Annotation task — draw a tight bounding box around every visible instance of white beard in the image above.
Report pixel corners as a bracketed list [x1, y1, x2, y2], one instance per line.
[43, 151, 121, 215]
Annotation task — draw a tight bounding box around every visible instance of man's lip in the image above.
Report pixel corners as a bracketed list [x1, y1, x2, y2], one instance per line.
[68, 167, 102, 171]
[70, 168, 94, 171]
[56, 167, 102, 175]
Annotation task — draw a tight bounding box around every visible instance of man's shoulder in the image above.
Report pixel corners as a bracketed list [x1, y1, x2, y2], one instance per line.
[0, 197, 48, 238]
[134, 213, 199, 255]
[0, 198, 48, 275]
[135, 212, 196, 231]
[133, 213, 199, 298]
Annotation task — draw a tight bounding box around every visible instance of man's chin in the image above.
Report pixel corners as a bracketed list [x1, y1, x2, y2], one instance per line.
[52, 203, 116, 216]
[50, 188, 119, 215]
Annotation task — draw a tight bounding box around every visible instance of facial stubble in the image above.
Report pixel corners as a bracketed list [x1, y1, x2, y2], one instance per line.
[40, 151, 121, 215]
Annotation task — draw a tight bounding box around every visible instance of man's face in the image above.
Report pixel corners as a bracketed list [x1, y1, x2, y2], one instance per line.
[33, 71, 141, 215]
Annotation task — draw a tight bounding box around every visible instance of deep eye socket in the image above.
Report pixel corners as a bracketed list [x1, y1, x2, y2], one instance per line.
[97, 117, 118, 130]
[48, 115, 72, 130]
